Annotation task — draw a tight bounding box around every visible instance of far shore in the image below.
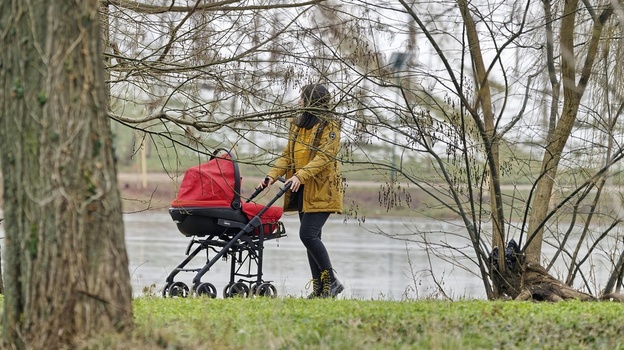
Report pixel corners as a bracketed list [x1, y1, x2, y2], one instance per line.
[116, 172, 411, 218]
[0, 172, 447, 219]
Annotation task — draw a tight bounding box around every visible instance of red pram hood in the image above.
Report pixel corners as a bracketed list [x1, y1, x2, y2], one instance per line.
[171, 154, 240, 208]
[171, 152, 283, 226]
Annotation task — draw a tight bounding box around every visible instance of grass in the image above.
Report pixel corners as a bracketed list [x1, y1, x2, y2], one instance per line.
[66, 297, 624, 349]
[2, 294, 624, 349]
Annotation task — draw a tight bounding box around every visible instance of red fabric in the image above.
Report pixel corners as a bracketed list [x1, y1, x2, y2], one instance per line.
[171, 154, 284, 235]
[242, 202, 284, 235]
[171, 155, 236, 208]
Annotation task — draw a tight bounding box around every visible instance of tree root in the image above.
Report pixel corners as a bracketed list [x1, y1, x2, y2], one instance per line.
[513, 263, 596, 301]
[490, 242, 623, 302]
[599, 293, 624, 302]
[493, 261, 624, 302]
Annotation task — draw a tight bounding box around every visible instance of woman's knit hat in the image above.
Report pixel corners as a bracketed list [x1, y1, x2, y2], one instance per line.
[295, 84, 330, 129]
[301, 84, 330, 108]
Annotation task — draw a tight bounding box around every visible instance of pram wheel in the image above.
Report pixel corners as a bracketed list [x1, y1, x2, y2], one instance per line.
[165, 281, 190, 298]
[195, 282, 217, 298]
[250, 282, 261, 295]
[224, 282, 250, 298]
[254, 283, 277, 298]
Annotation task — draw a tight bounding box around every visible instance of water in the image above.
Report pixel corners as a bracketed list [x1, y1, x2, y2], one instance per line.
[2, 209, 615, 300]
[125, 212, 489, 300]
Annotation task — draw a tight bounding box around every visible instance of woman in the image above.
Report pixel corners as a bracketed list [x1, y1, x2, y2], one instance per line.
[259, 83, 344, 298]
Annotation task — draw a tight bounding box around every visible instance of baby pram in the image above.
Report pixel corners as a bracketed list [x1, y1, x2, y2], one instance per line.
[163, 148, 289, 298]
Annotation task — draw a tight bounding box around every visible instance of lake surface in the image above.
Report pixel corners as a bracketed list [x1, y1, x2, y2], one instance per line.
[1, 210, 615, 300]
[125, 212, 489, 299]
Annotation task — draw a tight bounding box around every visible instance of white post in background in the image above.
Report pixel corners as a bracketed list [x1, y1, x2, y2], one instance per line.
[140, 135, 147, 189]
[389, 52, 411, 183]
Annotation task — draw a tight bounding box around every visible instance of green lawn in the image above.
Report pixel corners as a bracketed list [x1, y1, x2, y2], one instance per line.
[69, 297, 624, 349]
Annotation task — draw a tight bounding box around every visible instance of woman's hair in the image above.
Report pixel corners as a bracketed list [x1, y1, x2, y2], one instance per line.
[295, 84, 331, 129]
[301, 84, 330, 108]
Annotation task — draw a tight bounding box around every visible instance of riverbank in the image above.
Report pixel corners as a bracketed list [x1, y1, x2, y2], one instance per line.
[0, 172, 449, 219]
[118, 172, 436, 219]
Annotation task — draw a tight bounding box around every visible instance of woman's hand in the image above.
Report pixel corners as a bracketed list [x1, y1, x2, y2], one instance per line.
[287, 175, 302, 192]
[257, 176, 275, 190]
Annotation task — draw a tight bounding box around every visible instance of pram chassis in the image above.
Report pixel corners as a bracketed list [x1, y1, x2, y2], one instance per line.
[163, 149, 289, 298]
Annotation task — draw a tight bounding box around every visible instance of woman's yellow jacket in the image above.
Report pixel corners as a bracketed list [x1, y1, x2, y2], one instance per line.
[267, 117, 343, 213]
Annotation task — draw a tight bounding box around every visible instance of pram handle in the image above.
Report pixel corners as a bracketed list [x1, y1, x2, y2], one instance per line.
[246, 176, 288, 203]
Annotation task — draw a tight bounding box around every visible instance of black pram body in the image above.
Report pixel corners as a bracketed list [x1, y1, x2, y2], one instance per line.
[163, 149, 287, 298]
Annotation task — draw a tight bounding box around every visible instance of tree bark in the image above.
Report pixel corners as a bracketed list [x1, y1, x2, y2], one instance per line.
[525, 1, 613, 263]
[0, 1, 133, 348]
[456, 0, 505, 297]
[0, 222, 3, 293]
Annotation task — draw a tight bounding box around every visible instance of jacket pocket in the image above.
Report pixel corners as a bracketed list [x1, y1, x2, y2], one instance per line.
[306, 174, 340, 211]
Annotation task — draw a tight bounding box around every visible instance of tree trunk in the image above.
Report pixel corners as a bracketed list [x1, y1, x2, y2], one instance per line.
[525, 1, 613, 263]
[0, 227, 3, 294]
[457, 0, 505, 298]
[0, 1, 133, 348]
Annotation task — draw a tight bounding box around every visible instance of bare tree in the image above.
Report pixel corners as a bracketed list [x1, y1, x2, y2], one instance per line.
[387, 0, 624, 300]
[70, 0, 624, 301]
[0, 1, 133, 348]
[0, 219, 3, 294]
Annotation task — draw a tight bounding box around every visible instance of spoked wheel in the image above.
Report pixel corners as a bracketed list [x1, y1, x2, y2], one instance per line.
[195, 282, 217, 298]
[255, 283, 277, 298]
[250, 282, 261, 296]
[224, 282, 250, 298]
[164, 281, 190, 298]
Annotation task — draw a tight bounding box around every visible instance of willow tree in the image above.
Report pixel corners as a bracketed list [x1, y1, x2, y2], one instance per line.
[304, 0, 624, 300]
[525, 1, 614, 260]
[71, 0, 624, 301]
[0, 1, 133, 348]
[389, 0, 624, 300]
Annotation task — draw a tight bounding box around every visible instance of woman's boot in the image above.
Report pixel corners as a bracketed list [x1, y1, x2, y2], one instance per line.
[319, 269, 344, 298]
[306, 277, 321, 299]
